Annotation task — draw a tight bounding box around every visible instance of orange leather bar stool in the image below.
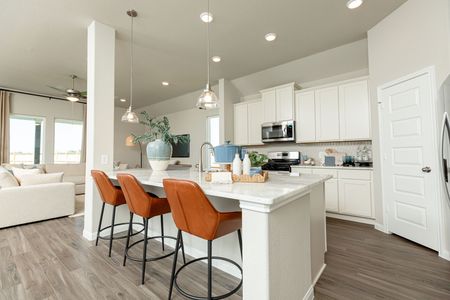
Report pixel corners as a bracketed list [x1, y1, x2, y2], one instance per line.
[163, 179, 243, 300]
[117, 173, 186, 285]
[91, 170, 144, 257]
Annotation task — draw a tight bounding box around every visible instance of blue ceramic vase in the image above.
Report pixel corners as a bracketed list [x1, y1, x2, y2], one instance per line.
[146, 139, 172, 171]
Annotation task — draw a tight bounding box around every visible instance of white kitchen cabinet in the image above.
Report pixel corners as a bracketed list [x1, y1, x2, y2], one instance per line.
[234, 103, 248, 145]
[261, 83, 296, 123]
[315, 86, 340, 141]
[276, 85, 295, 121]
[338, 179, 372, 218]
[295, 91, 316, 143]
[261, 89, 277, 123]
[312, 169, 339, 213]
[247, 101, 263, 145]
[339, 80, 371, 140]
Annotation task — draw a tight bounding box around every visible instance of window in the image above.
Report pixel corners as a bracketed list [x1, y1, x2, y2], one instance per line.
[206, 115, 220, 169]
[54, 119, 83, 164]
[9, 115, 45, 164]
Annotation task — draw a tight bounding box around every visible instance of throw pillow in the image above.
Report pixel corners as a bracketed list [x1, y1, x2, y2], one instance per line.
[20, 172, 64, 186]
[2, 163, 24, 173]
[0, 172, 19, 188]
[12, 167, 42, 183]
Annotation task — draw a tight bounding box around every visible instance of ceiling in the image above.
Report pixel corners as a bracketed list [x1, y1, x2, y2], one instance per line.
[1, 0, 406, 108]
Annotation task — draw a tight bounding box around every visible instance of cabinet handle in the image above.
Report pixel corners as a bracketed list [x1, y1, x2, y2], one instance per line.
[422, 166, 432, 173]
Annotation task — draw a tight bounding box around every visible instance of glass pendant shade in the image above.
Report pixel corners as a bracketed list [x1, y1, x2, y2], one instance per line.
[196, 86, 218, 110]
[121, 106, 139, 123]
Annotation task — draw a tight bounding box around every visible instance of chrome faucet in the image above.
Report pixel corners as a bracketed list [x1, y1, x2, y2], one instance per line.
[199, 142, 215, 173]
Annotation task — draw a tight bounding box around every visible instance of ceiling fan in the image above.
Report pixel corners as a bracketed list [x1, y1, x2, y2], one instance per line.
[48, 74, 87, 102]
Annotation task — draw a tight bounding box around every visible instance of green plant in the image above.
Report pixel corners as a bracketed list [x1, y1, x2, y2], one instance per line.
[249, 151, 268, 167]
[132, 111, 190, 145]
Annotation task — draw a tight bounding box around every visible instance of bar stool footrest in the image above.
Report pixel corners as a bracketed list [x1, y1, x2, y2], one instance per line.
[174, 256, 243, 300]
[98, 222, 145, 241]
[125, 235, 180, 263]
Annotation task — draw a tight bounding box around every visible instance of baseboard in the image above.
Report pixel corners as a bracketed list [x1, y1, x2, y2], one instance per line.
[303, 284, 315, 300]
[83, 230, 96, 241]
[439, 249, 450, 261]
[312, 263, 326, 286]
[146, 228, 242, 279]
[374, 222, 391, 234]
[326, 213, 375, 225]
[82, 224, 129, 242]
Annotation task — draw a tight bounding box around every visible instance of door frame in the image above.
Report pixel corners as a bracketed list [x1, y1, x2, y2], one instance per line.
[377, 66, 444, 254]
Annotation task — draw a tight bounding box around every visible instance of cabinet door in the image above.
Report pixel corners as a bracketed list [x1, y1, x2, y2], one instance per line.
[262, 90, 277, 123]
[295, 91, 316, 142]
[276, 85, 294, 121]
[290, 167, 313, 175]
[324, 179, 339, 213]
[338, 179, 372, 218]
[339, 80, 371, 140]
[247, 101, 263, 145]
[234, 104, 248, 145]
[315, 86, 340, 141]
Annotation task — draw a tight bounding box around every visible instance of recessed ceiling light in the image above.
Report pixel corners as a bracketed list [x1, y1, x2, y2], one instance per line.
[162, 81, 170, 86]
[120, 98, 127, 102]
[200, 12, 213, 23]
[264, 33, 277, 42]
[211, 56, 221, 62]
[346, 0, 363, 9]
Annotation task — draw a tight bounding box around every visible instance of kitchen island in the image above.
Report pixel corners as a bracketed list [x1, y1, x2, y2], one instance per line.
[108, 169, 330, 300]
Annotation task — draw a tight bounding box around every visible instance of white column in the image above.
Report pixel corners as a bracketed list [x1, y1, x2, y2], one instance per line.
[83, 21, 116, 240]
[218, 78, 240, 144]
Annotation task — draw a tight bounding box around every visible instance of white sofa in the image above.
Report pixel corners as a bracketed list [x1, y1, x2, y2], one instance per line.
[0, 182, 75, 228]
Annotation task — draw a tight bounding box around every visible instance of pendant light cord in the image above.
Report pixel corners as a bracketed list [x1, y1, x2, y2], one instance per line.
[206, 0, 210, 88]
[130, 11, 134, 109]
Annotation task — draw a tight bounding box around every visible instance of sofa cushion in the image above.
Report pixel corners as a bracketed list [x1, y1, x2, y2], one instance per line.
[45, 163, 85, 176]
[63, 175, 85, 185]
[1, 163, 24, 173]
[23, 164, 46, 173]
[12, 167, 43, 183]
[0, 172, 19, 188]
[75, 183, 85, 195]
[20, 172, 64, 186]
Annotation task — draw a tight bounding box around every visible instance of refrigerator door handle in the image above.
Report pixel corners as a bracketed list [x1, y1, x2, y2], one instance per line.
[440, 112, 450, 207]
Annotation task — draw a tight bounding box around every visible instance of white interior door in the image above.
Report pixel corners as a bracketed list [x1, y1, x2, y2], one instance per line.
[379, 71, 439, 250]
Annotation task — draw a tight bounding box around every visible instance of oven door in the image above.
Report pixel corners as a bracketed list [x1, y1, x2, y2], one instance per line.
[261, 121, 295, 142]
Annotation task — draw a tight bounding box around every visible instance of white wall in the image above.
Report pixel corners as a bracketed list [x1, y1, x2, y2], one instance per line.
[367, 0, 450, 231]
[10, 93, 85, 163]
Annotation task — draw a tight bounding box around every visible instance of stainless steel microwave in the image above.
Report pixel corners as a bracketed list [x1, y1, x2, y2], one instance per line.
[261, 120, 295, 143]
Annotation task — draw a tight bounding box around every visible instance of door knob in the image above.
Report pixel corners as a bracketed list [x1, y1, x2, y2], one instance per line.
[422, 166, 432, 173]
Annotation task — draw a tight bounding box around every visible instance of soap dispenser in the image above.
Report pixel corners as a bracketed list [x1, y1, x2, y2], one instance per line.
[232, 153, 242, 176]
[243, 153, 251, 175]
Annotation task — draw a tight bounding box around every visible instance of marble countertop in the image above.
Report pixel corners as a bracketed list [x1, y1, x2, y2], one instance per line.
[108, 168, 331, 210]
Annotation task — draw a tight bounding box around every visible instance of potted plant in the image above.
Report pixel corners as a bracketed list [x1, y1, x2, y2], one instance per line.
[132, 111, 189, 171]
[248, 152, 268, 175]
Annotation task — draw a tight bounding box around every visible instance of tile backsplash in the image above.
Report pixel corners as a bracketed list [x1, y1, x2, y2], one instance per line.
[246, 141, 372, 163]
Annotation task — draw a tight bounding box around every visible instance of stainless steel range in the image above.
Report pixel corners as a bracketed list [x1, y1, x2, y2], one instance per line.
[262, 151, 301, 172]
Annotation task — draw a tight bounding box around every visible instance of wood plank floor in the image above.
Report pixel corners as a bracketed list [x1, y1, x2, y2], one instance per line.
[1, 216, 450, 299]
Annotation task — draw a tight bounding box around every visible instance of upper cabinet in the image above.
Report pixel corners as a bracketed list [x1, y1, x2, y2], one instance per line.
[295, 78, 371, 143]
[315, 86, 340, 141]
[339, 80, 371, 140]
[261, 83, 297, 123]
[234, 100, 264, 146]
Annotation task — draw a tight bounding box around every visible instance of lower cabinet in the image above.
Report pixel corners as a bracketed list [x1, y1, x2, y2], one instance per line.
[291, 167, 373, 219]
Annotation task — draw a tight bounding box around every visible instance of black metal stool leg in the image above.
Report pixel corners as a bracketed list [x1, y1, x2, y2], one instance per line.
[141, 218, 149, 285]
[180, 232, 186, 264]
[237, 229, 243, 259]
[123, 212, 134, 266]
[168, 230, 181, 300]
[207, 240, 213, 300]
[108, 205, 117, 257]
[95, 202, 105, 246]
[161, 215, 165, 251]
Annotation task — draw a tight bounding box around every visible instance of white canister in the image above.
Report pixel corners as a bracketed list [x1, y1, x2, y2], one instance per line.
[243, 153, 251, 175]
[232, 153, 242, 176]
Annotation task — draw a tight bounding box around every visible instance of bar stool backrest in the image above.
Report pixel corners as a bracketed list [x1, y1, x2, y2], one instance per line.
[91, 170, 124, 206]
[116, 173, 154, 217]
[163, 179, 220, 240]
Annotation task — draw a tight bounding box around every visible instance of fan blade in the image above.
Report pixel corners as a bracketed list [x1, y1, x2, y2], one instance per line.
[47, 85, 67, 93]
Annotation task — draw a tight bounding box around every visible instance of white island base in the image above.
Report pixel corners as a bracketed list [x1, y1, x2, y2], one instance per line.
[107, 169, 329, 300]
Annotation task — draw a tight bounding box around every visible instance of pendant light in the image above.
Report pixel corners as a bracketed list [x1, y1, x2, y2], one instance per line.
[196, 0, 218, 110]
[121, 9, 139, 123]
